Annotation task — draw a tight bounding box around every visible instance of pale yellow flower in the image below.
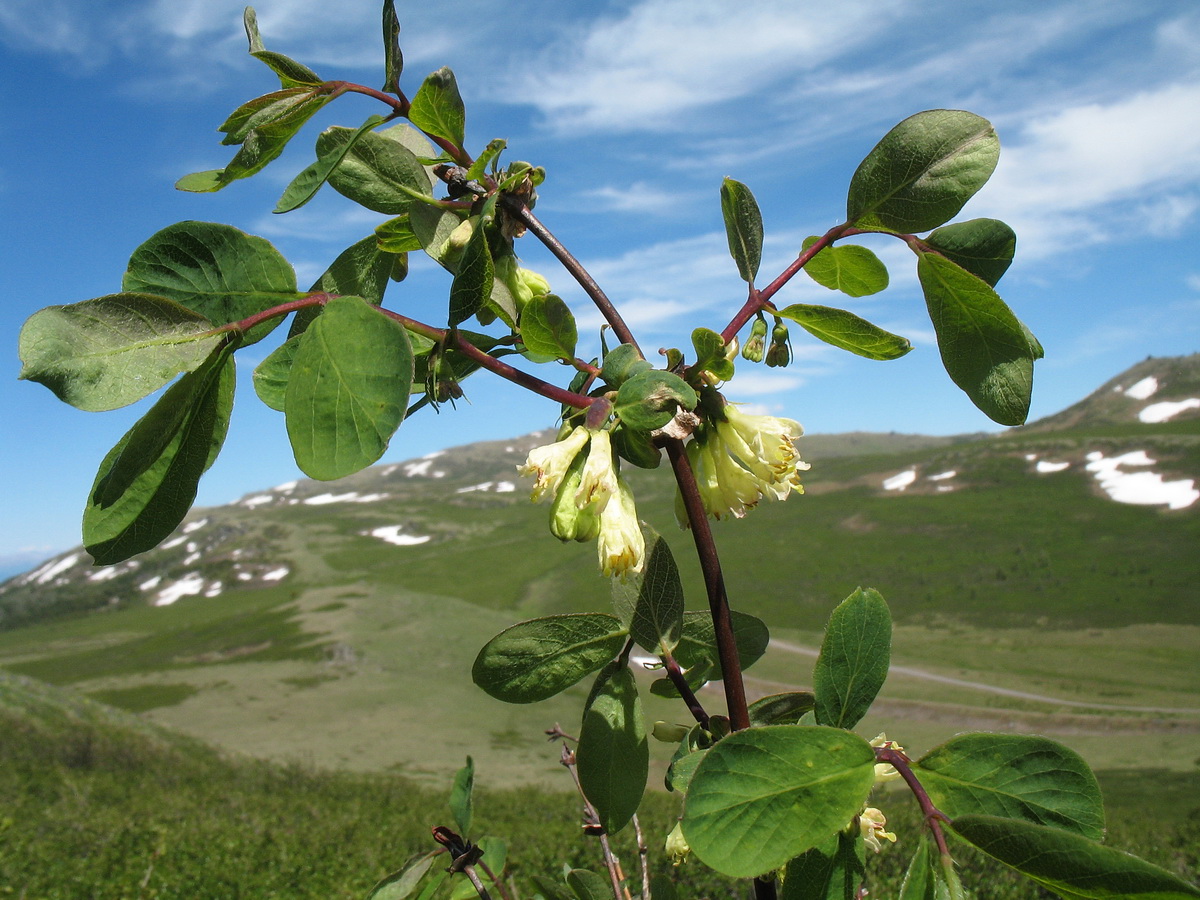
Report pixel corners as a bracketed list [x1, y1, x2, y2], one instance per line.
[859, 807, 896, 853]
[575, 428, 618, 514]
[517, 426, 590, 503]
[597, 477, 645, 577]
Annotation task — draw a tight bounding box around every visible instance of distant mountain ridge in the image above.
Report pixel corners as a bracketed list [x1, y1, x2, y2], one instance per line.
[2, 353, 1198, 631]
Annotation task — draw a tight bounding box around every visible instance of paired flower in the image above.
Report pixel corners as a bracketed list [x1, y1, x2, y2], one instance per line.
[859, 807, 897, 854]
[677, 403, 809, 525]
[870, 733, 904, 784]
[518, 426, 645, 577]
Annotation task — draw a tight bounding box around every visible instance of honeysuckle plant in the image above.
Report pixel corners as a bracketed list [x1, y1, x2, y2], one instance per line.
[16, 5, 1200, 900]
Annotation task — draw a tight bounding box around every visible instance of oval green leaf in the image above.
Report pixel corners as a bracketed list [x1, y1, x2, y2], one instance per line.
[915, 733, 1104, 840]
[925, 218, 1016, 287]
[847, 110, 1000, 234]
[472, 613, 628, 704]
[682, 725, 876, 878]
[780, 832, 864, 900]
[520, 294, 578, 361]
[284, 296, 413, 480]
[611, 526, 684, 655]
[448, 220, 494, 327]
[84, 343, 236, 565]
[276, 114, 387, 213]
[674, 609, 769, 677]
[747, 691, 816, 727]
[18, 293, 220, 412]
[309, 233, 399, 307]
[917, 252, 1035, 425]
[950, 815, 1200, 899]
[123, 221, 297, 345]
[613, 370, 698, 431]
[253, 333, 301, 411]
[720, 177, 763, 284]
[801, 236, 890, 297]
[318, 126, 435, 216]
[775, 303, 911, 360]
[813, 587, 892, 729]
[408, 66, 466, 148]
[576, 664, 648, 835]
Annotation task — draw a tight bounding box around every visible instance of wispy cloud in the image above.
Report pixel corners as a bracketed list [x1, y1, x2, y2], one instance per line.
[973, 81, 1200, 258]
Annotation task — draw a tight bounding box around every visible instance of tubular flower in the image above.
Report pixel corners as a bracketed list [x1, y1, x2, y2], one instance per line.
[597, 476, 645, 577]
[870, 733, 904, 784]
[517, 426, 590, 503]
[575, 428, 618, 514]
[859, 807, 897, 853]
[676, 403, 810, 526]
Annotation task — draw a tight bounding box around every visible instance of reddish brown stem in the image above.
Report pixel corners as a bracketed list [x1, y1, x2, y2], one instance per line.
[499, 196, 643, 356]
[876, 746, 953, 857]
[665, 439, 750, 732]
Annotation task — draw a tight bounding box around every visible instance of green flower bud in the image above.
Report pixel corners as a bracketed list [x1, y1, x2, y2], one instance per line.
[651, 721, 690, 743]
[765, 321, 791, 368]
[441, 217, 475, 269]
[549, 452, 600, 542]
[665, 822, 690, 866]
[742, 316, 768, 362]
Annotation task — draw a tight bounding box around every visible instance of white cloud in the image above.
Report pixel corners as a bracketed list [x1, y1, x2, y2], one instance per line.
[974, 81, 1200, 257]
[510, 0, 905, 134]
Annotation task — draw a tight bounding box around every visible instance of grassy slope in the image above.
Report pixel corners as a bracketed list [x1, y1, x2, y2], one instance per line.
[1, 671, 1196, 899]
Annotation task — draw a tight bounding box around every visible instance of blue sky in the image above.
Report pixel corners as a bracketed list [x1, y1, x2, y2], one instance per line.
[2, 0, 1199, 572]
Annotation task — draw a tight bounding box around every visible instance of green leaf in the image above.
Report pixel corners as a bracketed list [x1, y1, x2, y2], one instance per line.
[284, 296, 414, 480]
[951, 815, 1200, 899]
[917, 252, 1035, 425]
[576, 665, 648, 835]
[611, 527, 685, 655]
[84, 342, 236, 565]
[915, 733, 1104, 840]
[376, 215, 423, 254]
[720, 177, 763, 283]
[472, 614, 627, 704]
[276, 115, 387, 213]
[665, 730, 708, 792]
[449, 756, 474, 837]
[925, 218, 1016, 287]
[242, 7, 323, 88]
[613, 370, 698, 431]
[775, 304, 911, 360]
[900, 834, 965, 900]
[801, 237, 890, 297]
[682, 725, 876, 878]
[467, 138, 507, 183]
[253, 334, 302, 411]
[218, 88, 319, 146]
[410, 205, 467, 269]
[813, 587, 891, 730]
[181, 89, 331, 191]
[309, 233, 398, 307]
[847, 110, 1000, 234]
[780, 831, 865, 900]
[381, 0, 402, 95]
[365, 850, 441, 900]
[565, 869, 611, 900]
[674, 609, 769, 677]
[318, 125, 435, 215]
[408, 66, 466, 148]
[600, 343, 651, 387]
[612, 424, 662, 470]
[18, 294, 221, 412]
[448, 219, 494, 327]
[520, 294, 577, 361]
[690, 327, 735, 381]
[122, 221, 297, 345]
[747, 691, 816, 726]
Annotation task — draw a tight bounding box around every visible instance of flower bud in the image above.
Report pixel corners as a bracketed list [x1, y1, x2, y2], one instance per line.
[652, 721, 690, 743]
[742, 316, 768, 362]
[441, 217, 475, 269]
[550, 453, 600, 542]
[765, 321, 791, 368]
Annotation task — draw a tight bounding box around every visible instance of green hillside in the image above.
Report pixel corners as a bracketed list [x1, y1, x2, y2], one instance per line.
[0, 354, 1197, 783]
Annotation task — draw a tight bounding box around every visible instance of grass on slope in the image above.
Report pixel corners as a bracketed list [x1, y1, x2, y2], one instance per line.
[2, 671, 1196, 900]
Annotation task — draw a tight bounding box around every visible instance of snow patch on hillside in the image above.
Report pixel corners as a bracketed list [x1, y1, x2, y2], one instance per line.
[883, 469, 917, 491]
[303, 492, 388, 505]
[1085, 450, 1198, 510]
[24, 553, 82, 586]
[366, 525, 431, 546]
[1123, 376, 1159, 400]
[1036, 460, 1071, 473]
[457, 481, 517, 494]
[1140, 398, 1200, 423]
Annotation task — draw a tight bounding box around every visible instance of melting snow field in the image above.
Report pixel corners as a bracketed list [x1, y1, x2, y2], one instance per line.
[1084, 450, 1199, 510]
[303, 492, 388, 505]
[1140, 398, 1200, 423]
[882, 469, 917, 491]
[365, 525, 432, 546]
[456, 481, 517, 494]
